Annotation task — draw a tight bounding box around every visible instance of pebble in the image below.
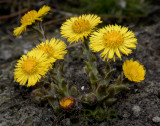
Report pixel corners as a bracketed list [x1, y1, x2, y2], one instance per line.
[123, 112, 129, 118]
[65, 118, 71, 126]
[100, 122, 108, 126]
[61, 118, 70, 126]
[18, 35, 23, 39]
[132, 105, 141, 117]
[23, 49, 28, 54]
[81, 86, 84, 90]
[152, 116, 160, 123]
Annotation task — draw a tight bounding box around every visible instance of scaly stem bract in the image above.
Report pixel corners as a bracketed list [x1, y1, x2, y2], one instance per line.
[83, 39, 99, 91]
[32, 22, 47, 42]
[50, 63, 70, 97]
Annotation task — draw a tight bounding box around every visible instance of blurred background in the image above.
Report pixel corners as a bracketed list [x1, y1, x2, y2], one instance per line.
[0, 0, 160, 30]
[0, 0, 160, 63]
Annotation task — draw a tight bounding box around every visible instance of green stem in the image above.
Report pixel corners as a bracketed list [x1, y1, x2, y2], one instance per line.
[83, 40, 98, 91]
[84, 40, 92, 63]
[50, 63, 70, 97]
[32, 22, 47, 42]
[48, 98, 55, 109]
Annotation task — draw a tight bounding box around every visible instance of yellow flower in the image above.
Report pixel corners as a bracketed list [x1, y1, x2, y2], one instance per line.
[59, 97, 75, 110]
[123, 59, 145, 82]
[35, 38, 67, 63]
[60, 14, 102, 43]
[90, 25, 137, 61]
[13, 5, 51, 37]
[14, 49, 50, 87]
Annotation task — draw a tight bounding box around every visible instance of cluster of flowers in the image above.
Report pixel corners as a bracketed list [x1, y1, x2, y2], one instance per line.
[60, 13, 145, 82]
[14, 6, 67, 87]
[13, 5, 145, 110]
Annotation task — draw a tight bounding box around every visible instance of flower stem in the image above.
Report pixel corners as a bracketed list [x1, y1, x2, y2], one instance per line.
[50, 63, 70, 97]
[83, 40, 99, 91]
[32, 22, 47, 42]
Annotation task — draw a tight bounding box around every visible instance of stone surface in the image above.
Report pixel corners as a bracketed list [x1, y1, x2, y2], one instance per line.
[132, 105, 141, 117]
[152, 116, 160, 123]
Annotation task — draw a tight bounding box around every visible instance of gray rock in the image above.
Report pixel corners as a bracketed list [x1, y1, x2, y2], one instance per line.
[132, 105, 141, 117]
[152, 116, 160, 123]
[100, 122, 108, 126]
[61, 118, 71, 126]
[66, 118, 71, 126]
[123, 112, 129, 118]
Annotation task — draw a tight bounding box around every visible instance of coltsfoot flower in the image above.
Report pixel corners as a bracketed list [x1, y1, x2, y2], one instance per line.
[14, 49, 51, 87]
[35, 38, 67, 63]
[59, 97, 75, 110]
[123, 59, 145, 82]
[60, 14, 102, 43]
[90, 25, 137, 61]
[13, 5, 51, 37]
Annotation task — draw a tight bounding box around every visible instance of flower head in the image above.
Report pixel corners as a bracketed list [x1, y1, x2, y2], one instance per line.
[90, 25, 137, 61]
[35, 38, 67, 63]
[14, 49, 50, 87]
[123, 59, 145, 82]
[13, 5, 51, 37]
[60, 14, 102, 43]
[59, 97, 75, 110]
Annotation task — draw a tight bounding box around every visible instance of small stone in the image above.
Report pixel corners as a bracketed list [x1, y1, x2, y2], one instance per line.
[61, 118, 70, 126]
[123, 112, 128, 118]
[23, 49, 28, 54]
[134, 89, 138, 92]
[152, 116, 160, 123]
[18, 35, 23, 39]
[100, 122, 108, 126]
[132, 105, 141, 117]
[119, 0, 126, 8]
[65, 118, 71, 126]
[81, 86, 84, 90]
[2, 50, 12, 60]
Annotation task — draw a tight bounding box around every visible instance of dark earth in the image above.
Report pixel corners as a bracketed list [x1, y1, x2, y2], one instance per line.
[0, 2, 160, 126]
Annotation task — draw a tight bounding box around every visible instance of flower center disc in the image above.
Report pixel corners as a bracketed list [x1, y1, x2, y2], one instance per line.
[39, 45, 54, 57]
[22, 58, 37, 74]
[21, 10, 38, 25]
[72, 19, 90, 33]
[103, 31, 124, 48]
[61, 99, 73, 106]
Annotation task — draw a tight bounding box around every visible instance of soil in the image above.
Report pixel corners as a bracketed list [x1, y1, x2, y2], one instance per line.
[0, 14, 160, 126]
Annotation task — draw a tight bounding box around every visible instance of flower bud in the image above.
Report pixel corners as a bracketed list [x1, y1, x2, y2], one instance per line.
[59, 96, 75, 110]
[81, 93, 97, 105]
